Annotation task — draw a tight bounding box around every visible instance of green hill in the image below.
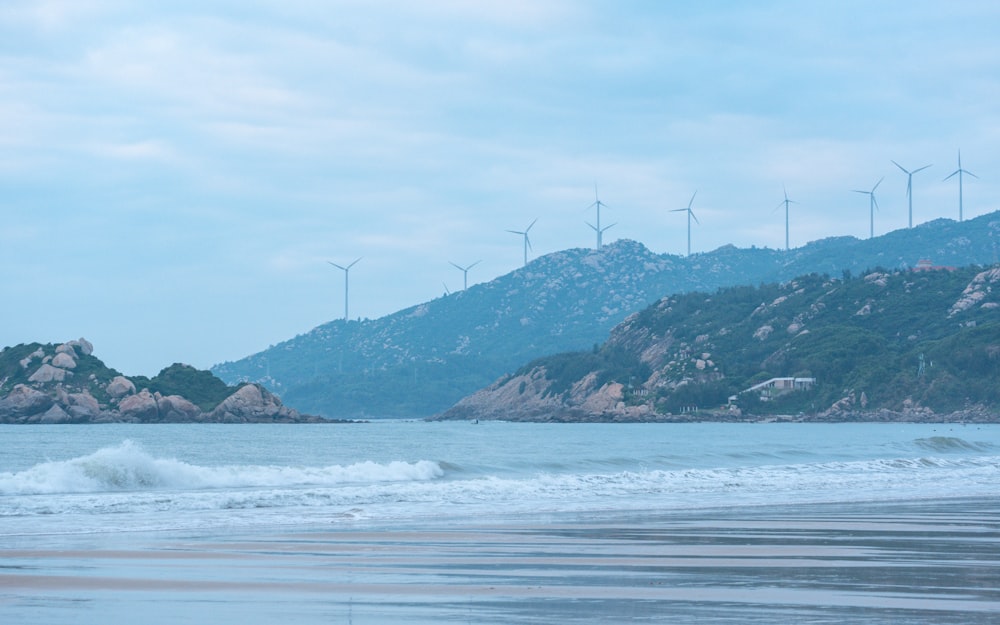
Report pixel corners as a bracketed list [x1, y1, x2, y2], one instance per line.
[213, 213, 1000, 419]
[436, 265, 1000, 422]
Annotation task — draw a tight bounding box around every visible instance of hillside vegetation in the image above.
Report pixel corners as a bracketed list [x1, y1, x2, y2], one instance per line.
[437, 264, 1000, 422]
[213, 212, 1000, 419]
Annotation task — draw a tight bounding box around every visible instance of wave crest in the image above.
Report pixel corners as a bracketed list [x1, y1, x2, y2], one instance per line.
[912, 436, 993, 453]
[0, 440, 445, 495]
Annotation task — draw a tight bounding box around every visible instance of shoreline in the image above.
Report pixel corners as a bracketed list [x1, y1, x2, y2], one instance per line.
[3, 496, 999, 624]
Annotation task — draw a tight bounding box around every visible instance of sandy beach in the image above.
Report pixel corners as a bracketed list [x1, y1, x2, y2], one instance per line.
[3, 497, 999, 624]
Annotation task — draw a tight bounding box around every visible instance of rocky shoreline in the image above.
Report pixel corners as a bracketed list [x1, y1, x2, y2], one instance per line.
[432, 369, 999, 424]
[0, 339, 334, 424]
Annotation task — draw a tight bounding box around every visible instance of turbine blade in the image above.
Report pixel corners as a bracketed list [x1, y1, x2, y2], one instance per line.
[943, 170, 959, 181]
[872, 177, 884, 192]
[603, 222, 617, 232]
[913, 164, 932, 174]
[891, 160, 909, 174]
[506, 229, 523, 235]
[469, 260, 482, 269]
[670, 208, 687, 213]
[526, 236, 532, 251]
[586, 221, 597, 231]
[966, 169, 979, 179]
[526, 218, 538, 232]
[852, 190, 868, 195]
[688, 191, 697, 209]
[449, 261, 463, 271]
[691, 211, 700, 225]
[347, 257, 362, 269]
[328, 261, 345, 270]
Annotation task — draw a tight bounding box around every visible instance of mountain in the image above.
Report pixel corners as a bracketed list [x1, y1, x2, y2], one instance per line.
[212, 212, 1000, 419]
[0, 339, 327, 423]
[436, 264, 1000, 422]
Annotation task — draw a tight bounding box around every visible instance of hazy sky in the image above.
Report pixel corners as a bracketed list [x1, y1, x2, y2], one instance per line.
[2, 1, 999, 376]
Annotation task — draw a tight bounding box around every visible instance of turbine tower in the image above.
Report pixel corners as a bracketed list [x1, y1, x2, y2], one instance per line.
[506, 219, 536, 267]
[328, 258, 361, 321]
[449, 260, 481, 291]
[852, 178, 883, 240]
[586, 184, 615, 250]
[891, 160, 931, 228]
[671, 191, 699, 257]
[775, 186, 797, 251]
[943, 150, 977, 222]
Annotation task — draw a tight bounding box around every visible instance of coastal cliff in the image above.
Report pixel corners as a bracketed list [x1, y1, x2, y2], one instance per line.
[0, 339, 327, 423]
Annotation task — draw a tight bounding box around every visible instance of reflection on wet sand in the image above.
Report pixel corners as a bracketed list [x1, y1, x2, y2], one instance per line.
[2, 498, 999, 624]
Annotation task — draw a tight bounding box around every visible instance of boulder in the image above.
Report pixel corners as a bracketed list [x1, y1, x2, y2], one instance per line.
[0, 384, 54, 420]
[33, 404, 74, 424]
[69, 338, 94, 356]
[66, 390, 101, 420]
[118, 389, 159, 422]
[209, 384, 312, 422]
[156, 394, 203, 422]
[106, 376, 136, 399]
[28, 364, 70, 383]
[51, 352, 77, 369]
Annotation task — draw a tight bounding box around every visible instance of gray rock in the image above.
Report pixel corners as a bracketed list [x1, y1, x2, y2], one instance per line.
[156, 394, 202, 422]
[106, 376, 136, 399]
[118, 389, 159, 421]
[0, 384, 54, 420]
[66, 390, 101, 420]
[69, 338, 94, 356]
[51, 352, 77, 369]
[209, 384, 314, 423]
[34, 404, 73, 424]
[28, 364, 70, 383]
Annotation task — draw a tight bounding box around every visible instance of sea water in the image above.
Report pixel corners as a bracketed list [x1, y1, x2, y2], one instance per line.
[3, 422, 1000, 625]
[2, 421, 998, 538]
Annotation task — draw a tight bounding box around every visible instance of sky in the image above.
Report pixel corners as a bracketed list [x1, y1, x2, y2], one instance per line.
[2, 1, 999, 376]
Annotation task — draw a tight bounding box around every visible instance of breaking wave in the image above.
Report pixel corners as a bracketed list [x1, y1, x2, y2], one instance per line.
[0, 440, 445, 496]
[912, 436, 994, 453]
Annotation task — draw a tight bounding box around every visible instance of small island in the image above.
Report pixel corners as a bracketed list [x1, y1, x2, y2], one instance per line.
[0, 339, 330, 423]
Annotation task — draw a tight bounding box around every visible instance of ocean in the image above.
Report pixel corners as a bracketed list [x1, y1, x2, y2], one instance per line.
[2, 422, 999, 623]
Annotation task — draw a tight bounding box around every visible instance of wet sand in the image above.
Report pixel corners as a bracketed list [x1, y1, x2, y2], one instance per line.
[3, 497, 1000, 624]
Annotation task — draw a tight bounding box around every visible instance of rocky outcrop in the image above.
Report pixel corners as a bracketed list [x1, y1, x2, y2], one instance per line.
[0, 384, 54, 419]
[51, 352, 77, 369]
[209, 384, 322, 423]
[118, 389, 160, 421]
[28, 364, 70, 383]
[0, 339, 330, 424]
[156, 394, 202, 422]
[106, 376, 136, 399]
[437, 368, 660, 423]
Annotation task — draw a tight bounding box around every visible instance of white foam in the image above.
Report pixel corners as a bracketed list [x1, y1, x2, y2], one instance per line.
[0, 440, 445, 496]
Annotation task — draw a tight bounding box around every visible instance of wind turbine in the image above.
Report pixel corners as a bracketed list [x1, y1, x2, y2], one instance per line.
[449, 260, 481, 291]
[506, 219, 536, 267]
[891, 160, 931, 228]
[328, 257, 361, 321]
[852, 178, 883, 239]
[943, 150, 977, 222]
[586, 184, 615, 250]
[671, 192, 699, 257]
[775, 186, 797, 251]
